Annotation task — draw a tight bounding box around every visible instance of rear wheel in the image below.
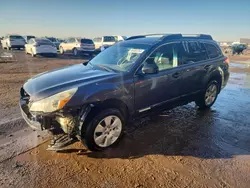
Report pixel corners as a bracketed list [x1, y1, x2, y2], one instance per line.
[59, 47, 64, 54]
[31, 49, 36, 57]
[83, 108, 124, 151]
[73, 48, 78, 56]
[195, 80, 219, 109]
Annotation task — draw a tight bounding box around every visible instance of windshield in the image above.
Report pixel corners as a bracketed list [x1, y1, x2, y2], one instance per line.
[103, 36, 115, 42]
[89, 43, 150, 72]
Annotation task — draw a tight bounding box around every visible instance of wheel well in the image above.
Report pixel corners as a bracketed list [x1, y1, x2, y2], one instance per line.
[81, 99, 129, 135]
[92, 99, 129, 119]
[209, 74, 222, 92]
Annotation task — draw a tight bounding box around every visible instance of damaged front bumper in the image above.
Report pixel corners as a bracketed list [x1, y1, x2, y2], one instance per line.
[20, 88, 91, 136]
[20, 98, 53, 131]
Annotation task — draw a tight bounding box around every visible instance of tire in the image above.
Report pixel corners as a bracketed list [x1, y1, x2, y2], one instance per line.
[195, 80, 219, 109]
[31, 49, 36, 57]
[59, 47, 64, 54]
[83, 108, 125, 151]
[73, 48, 78, 56]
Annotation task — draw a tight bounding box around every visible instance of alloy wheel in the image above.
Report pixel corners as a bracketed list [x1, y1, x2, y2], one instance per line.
[205, 84, 217, 106]
[93, 115, 122, 147]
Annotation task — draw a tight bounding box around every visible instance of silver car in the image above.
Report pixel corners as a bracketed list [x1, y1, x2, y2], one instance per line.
[59, 38, 95, 56]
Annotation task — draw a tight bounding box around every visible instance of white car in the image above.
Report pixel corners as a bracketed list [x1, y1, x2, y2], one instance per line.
[1, 35, 26, 50]
[93, 36, 116, 51]
[59, 38, 95, 56]
[25, 38, 57, 57]
[113, 35, 127, 42]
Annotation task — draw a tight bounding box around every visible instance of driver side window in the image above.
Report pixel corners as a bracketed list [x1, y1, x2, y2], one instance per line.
[144, 43, 179, 71]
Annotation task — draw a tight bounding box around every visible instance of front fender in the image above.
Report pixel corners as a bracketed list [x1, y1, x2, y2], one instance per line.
[68, 79, 135, 113]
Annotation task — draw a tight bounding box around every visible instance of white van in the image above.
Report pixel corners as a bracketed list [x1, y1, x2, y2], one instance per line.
[93, 36, 116, 50]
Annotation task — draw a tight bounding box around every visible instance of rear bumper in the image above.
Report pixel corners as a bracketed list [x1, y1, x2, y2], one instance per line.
[34, 48, 57, 54]
[222, 71, 230, 89]
[76, 48, 95, 53]
[10, 45, 25, 48]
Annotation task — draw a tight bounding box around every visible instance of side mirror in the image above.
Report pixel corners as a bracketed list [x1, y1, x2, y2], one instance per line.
[142, 63, 159, 74]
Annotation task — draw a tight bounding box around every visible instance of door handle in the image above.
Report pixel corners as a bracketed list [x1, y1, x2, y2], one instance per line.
[204, 65, 211, 70]
[172, 72, 181, 78]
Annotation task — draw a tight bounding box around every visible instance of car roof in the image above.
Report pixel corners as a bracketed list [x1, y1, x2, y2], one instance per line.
[34, 38, 51, 41]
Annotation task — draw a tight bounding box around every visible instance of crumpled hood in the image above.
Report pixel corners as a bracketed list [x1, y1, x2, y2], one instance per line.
[23, 63, 117, 101]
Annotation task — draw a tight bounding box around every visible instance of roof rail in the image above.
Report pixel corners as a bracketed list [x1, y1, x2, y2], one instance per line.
[161, 34, 213, 41]
[126, 35, 145, 40]
[126, 34, 213, 41]
[126, 33, 167, 41]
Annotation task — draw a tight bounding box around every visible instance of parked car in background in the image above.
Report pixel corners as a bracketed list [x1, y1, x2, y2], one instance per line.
[113, 35, 127, 42]
[1, 35, 26, 50]
[57, 38, 65, 43]
[93, 36, 116, 51]
[20, 33, 230, 151]
[25, 38, 57, 57]
[59, 38, 95, 56]
[46, 37, 61, 50]
[23, 35, 35, 43]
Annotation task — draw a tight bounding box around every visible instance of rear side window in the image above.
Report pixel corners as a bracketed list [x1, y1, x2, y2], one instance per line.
[204, 43, 222, 58]
[80, 39, 94, 44]
[178, 41, 208, 64]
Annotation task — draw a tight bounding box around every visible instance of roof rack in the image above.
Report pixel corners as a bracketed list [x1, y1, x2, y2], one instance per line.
[126, 34, 167, 41]
[126, 34, 213, 41]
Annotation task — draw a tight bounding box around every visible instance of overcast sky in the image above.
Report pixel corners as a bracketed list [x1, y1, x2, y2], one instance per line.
[0, 0, 249, 41]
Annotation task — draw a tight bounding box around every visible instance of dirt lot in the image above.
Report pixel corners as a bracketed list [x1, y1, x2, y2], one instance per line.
[1, 49, 250, 188]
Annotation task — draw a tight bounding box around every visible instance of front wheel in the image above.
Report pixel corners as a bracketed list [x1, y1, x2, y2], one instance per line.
[195, 80, 219, 109]
[83, 109, 124, 151]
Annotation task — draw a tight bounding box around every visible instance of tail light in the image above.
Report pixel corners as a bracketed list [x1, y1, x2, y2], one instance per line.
[224, 57, 230, 64]
[80, 43, 84, 47]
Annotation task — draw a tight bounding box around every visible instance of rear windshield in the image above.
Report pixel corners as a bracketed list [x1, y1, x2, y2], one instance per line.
[47, 37, 57, 42]
[10, 35, 24, 40]
[80, 39, 94, 44]
[27, 36, 35, 40]
[35, 39, 53, 45]
[103, 36, 115, 42]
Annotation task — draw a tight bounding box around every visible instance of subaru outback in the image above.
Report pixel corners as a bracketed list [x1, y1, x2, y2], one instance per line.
[20, 34, 230, 151]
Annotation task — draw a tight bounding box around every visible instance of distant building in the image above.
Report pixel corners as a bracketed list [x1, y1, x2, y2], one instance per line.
[240, 38, 250, 44]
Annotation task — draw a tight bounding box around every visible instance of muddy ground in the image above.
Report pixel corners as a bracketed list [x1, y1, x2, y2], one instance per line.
[0, 49, 250, 188]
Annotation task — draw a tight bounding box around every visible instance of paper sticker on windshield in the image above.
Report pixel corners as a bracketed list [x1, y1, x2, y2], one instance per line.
[129, 49, 144, 54]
